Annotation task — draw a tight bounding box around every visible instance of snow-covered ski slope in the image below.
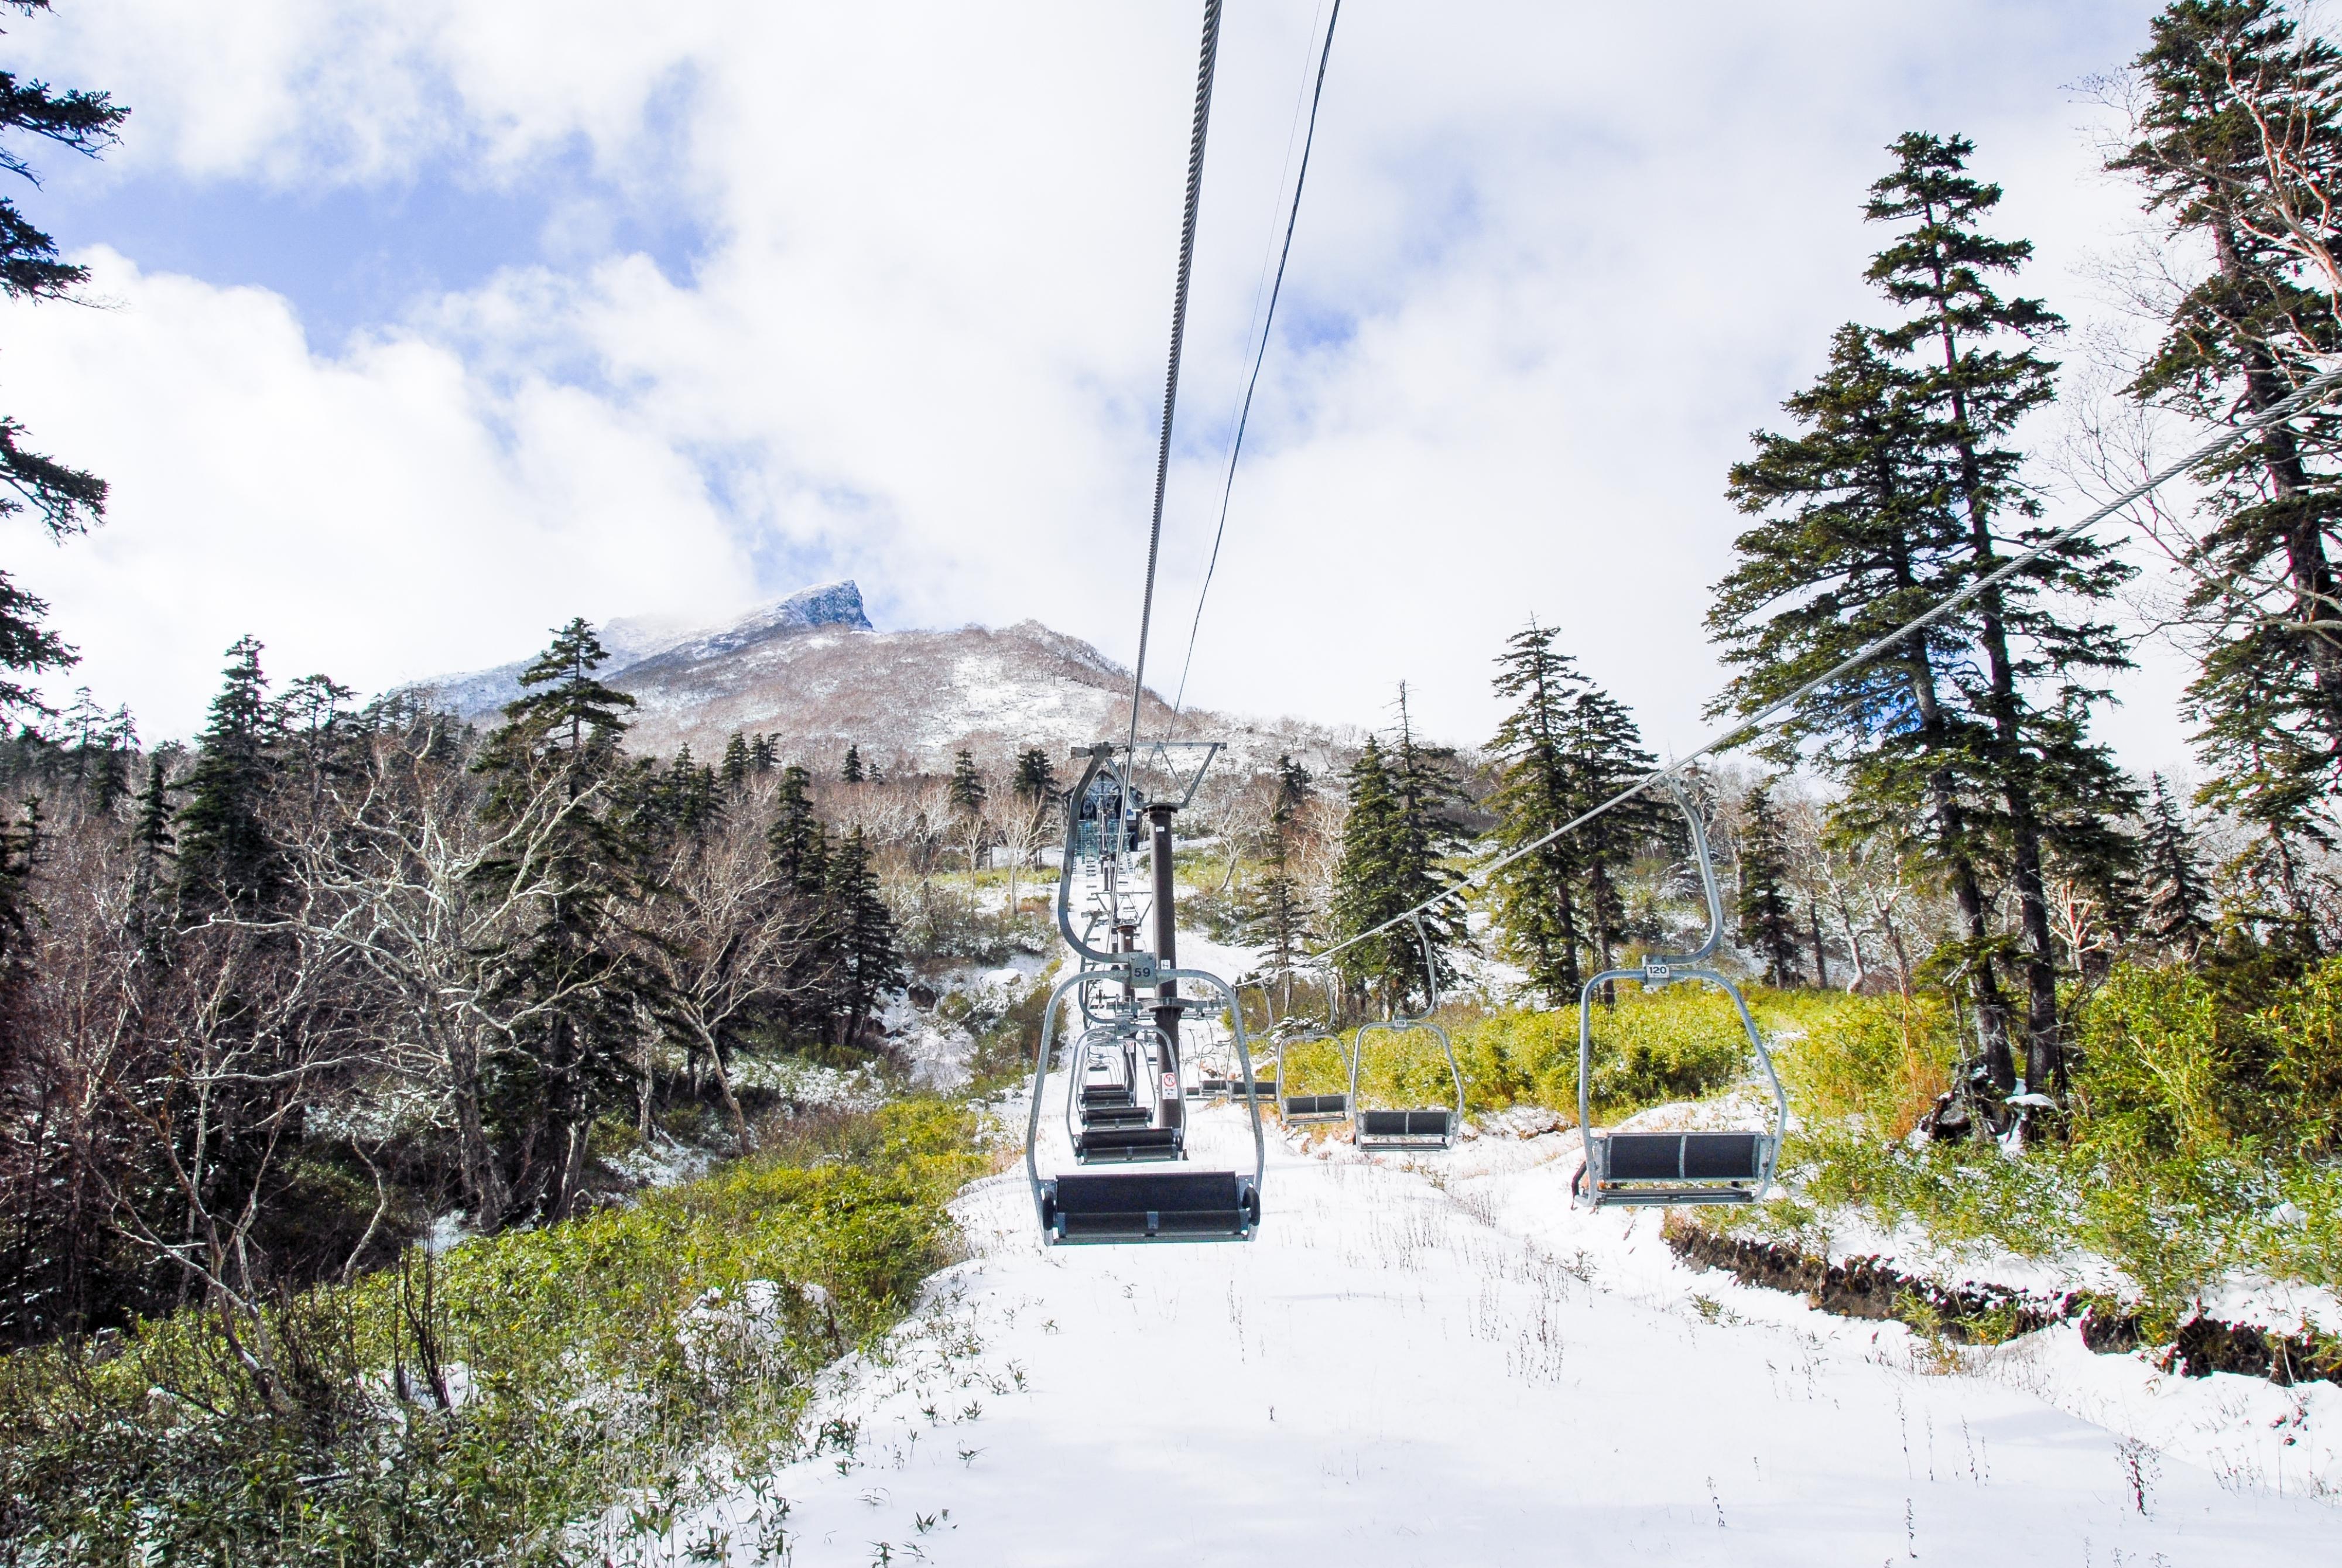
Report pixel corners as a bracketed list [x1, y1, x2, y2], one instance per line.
[651, 1074, 2338, 1566]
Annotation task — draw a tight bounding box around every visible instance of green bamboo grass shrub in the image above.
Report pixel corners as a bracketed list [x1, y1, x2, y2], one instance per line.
[0, 1100, 987, 1566]
[1773, 993, 1957, 1140]
[1429, 984, 1777, 1121]
[1735, 959, 2342, 1329]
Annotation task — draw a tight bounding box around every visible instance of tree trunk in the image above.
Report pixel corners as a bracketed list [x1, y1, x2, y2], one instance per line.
[448, 1027, 509, 1228]
[1888, 515, 2016, 1090]
[704, 1036, 752, 1152]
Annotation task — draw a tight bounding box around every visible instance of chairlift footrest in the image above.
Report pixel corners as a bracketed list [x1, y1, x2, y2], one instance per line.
[1587, 1186, 1758, 1208]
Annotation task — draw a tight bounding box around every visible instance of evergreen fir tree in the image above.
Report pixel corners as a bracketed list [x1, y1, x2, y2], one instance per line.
[749, 733, 777, 775]
[1735, 781, 1801, 986]
[1485, 625, 1672, 999]
[767, 765, 827, 894]
[1242, 753, 1317, 1011]
[130, 755, 174, 863]
[269, 673, 354, 813]
[2108, 1, 2342, 919]
[2140, 772, 2215, 954]
[174, 636, 283, 913]
[468, 619, 650, 1223]
[59, 687, 133, 810]
[721, 732, 751, 794]
[822, 826, 900, 1049]
[658, 745, 720, 838]
[1867, 130, 2139, 1088]
[1712, 321, 2023, 1081]
[1276, 753, 1312, 812]
[948, 749, 986, 817]
[749, 762, 837, 1042]
[1711, 136, 2138, 1092]
[1330, 702, 1463, 1014]
[841, 744, 864, 784]
[480, 619, 636, 797]
[1564, 682, 1667, 977]
[126, 754, 174, 940]
[1330, 736, 1404, 1006]
[1485, 624, 1590, 1002]
[1012, 746, 1057, 804]
[0, 22, 126, 725]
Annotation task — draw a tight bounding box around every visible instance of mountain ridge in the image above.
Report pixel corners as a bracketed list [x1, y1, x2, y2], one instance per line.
[405, 580, 1351, 773]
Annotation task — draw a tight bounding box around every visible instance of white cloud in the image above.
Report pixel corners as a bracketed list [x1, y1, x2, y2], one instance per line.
[2, 251, 747, 733]
[1, 0, 2202, 763]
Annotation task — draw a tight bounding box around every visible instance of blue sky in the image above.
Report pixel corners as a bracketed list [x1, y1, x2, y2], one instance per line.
[35, 143, 706, 351]
[0, 0, 2218, 771]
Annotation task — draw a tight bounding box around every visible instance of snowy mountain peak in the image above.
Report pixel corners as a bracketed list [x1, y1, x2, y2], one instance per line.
[405, 580, 875, 719]
[621, 581, 874, 677]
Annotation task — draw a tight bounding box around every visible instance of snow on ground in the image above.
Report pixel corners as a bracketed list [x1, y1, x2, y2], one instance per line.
[884, 958, 1057, 1091]
[637, 1071, 2339, 1566]
[728, 1056, 892, 1111]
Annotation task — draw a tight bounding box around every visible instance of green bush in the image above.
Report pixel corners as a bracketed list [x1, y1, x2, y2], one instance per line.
[1776, 993, 1957, 1140]
[1433, 983, 1776, 1121]
[1725, 959, 2342, 1330]
[1272, 1032, 1355, 1099]
[0, 1099, 987, 1566]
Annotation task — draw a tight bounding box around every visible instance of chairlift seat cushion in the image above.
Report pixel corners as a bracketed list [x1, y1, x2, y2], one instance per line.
[1357, 1109, 1455, 1139]
[1073, 1126, 1185, 1162]
[1281, 1094, 1348, 1118]
[1600, 1131, 1765, 1183]
[1043, 1170, 1259, 1240]
[1080, 1104, 1151, 1128]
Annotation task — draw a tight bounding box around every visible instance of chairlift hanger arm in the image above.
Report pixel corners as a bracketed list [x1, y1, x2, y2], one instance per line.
[1134, 738, 1223, 810]
[1410, 913, 1440, 1015]
[1057, 746, 1141, 971]
[1642, 777, 1724, 967]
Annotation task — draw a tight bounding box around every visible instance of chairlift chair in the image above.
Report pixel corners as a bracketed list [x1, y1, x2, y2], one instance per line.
[1275, 1029, 1353, 1123]
[1025, 746, 1264, 1243]
[1573, 779, 1789, 1208]
[1348, 916, 1466, 1151]
[1073, 1025, 1147, 1127]
[1067, 1023, 1187, 1163]
[1187, 1022, 1275, 1103]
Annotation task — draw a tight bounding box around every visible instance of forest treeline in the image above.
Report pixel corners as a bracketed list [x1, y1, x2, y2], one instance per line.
[0, 618, 955, 1348]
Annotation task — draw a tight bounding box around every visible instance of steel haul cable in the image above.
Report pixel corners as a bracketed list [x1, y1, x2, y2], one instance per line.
[1127, 0, 1225, 762]
[1169, 0, 1344, 728]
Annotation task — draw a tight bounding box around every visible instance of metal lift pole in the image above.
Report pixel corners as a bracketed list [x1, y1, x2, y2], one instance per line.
[1149, 802, 1183, 1131]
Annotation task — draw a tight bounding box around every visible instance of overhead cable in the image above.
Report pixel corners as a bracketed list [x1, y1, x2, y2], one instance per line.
[1307, 362, 2342, 968]
[1127, 0, 1225, 762]
[1168, 0, 1344, 727]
